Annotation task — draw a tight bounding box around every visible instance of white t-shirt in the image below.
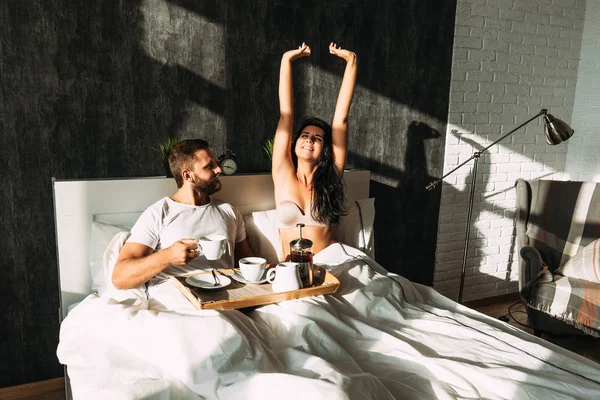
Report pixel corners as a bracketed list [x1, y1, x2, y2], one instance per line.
[127, 197, 246, 284]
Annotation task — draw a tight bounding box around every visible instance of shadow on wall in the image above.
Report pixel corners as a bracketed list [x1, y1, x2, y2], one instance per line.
[349, 121, 441, 285]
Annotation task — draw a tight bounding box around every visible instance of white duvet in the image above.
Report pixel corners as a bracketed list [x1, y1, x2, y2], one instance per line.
[57, 244, 600, 400]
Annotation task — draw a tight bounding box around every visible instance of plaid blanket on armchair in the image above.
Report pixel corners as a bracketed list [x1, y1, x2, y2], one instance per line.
[515, 178, 600, 337]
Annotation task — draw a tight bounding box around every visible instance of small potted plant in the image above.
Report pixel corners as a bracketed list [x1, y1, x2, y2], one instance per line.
[152, 136, 178, 177]
[263, 137, 274, 161]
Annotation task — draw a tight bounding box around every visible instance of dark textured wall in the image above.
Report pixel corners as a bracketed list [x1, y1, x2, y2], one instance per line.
[0, 0, 456, 387]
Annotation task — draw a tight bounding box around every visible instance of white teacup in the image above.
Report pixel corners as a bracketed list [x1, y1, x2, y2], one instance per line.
[239, 257, 267, 282]
[267, 262, 302, 293]
[197, 234, 227, 260]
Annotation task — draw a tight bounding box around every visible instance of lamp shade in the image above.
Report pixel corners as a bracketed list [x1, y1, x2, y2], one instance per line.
[544, 113, 574, 145]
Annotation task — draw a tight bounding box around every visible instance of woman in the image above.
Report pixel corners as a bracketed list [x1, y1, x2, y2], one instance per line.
[272, 42, 358, 259]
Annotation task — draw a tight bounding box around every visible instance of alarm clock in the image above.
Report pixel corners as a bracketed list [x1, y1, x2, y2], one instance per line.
[217, 149, 238, 175]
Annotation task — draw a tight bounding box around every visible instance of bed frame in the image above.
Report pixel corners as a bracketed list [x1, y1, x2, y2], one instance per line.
[52, 171, 370, 321]
[52, 171, 369, 399]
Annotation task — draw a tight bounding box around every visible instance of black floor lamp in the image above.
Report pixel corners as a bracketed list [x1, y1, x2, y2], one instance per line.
[427, 108, 574, 303]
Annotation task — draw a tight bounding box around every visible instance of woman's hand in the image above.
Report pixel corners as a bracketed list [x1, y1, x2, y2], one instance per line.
[283, 42, 311, 61]
[329, 42, 356, 63]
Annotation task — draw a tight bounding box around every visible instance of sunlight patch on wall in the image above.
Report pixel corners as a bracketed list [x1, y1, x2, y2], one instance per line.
[177, 103, 228, 149]
[441, 122, 567, 190]
[139, 0, 226, 89]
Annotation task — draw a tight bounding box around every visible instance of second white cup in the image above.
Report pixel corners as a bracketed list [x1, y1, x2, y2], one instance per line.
[239, 257, 267, 282]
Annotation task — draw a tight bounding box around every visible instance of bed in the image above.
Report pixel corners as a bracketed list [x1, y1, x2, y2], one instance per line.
[53, 172, 600, 400]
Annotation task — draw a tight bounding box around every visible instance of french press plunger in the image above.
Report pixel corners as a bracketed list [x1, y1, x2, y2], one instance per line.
[289, 223, 313, 287]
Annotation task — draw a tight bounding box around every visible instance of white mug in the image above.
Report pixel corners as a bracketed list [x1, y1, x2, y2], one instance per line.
[197, 234, 227, 260]
[239, 257, 267, 282]
[267, 262, 301, 293]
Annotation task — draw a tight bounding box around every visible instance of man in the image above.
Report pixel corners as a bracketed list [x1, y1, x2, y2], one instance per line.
[113, 139, 253, 291]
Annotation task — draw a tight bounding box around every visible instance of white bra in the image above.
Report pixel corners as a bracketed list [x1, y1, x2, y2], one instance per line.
[276, 201, 328, 229]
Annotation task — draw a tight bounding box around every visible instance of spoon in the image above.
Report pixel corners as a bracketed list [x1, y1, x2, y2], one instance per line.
[211, 269, 220, 286]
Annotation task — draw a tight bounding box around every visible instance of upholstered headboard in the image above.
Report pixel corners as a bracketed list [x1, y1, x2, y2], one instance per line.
[52, 171, 370, 320]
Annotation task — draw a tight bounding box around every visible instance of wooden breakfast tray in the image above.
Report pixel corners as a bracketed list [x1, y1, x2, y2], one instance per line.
[170, 265, 339, 310]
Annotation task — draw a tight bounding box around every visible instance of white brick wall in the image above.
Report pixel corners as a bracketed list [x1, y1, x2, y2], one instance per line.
[434, 0, 586, 302]
[566, 1, 600, 180]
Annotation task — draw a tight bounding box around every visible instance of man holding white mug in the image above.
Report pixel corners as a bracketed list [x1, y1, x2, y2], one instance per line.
[112, 139, 254, 292]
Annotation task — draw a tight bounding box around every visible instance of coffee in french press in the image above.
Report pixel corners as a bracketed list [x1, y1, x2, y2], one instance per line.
[289, 223, 313, 288]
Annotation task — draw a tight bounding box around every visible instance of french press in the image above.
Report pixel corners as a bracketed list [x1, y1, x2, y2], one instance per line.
[290, 223, 313, 287]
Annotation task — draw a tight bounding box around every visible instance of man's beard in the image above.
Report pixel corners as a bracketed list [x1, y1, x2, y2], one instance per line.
[192, 175, 222, 195]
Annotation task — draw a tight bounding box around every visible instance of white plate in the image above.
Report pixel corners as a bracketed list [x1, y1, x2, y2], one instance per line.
[230, 270, 268, 284]
[185, 274, 231, 290]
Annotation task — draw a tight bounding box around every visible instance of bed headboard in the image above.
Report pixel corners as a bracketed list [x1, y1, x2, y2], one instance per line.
[52, 171, 370, 319]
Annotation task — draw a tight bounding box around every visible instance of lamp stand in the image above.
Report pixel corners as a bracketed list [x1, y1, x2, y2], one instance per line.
[458, 153, 479, 304]
[428, 109, 546, 304]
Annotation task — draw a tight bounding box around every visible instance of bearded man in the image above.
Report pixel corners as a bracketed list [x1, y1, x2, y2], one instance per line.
[113, 139, 253, 292]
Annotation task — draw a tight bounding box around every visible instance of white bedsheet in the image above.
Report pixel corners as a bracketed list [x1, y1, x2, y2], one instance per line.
[57, 244, 600, 400]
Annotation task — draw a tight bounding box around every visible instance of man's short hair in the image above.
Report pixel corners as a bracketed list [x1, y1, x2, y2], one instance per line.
[168, 139, 210, 188]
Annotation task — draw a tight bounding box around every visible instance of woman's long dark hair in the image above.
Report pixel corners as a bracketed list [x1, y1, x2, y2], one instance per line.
[291, 117, 346, 226]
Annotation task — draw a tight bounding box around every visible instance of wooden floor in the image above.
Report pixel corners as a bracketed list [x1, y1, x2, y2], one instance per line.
[5, 295, 599, 399]
[0, 378, 65, 400]
[14, 391, 65, 400]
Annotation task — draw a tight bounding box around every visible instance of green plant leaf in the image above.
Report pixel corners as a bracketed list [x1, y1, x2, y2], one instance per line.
[263, 138, 274, 161]
[152, 136, 178, 163]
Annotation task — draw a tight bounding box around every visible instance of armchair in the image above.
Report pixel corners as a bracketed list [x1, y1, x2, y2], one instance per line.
[515, 178, 600, 338]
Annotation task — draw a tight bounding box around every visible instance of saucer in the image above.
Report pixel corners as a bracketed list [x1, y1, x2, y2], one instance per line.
[230, 270, 268, 284]
[186, 274, 231, 290]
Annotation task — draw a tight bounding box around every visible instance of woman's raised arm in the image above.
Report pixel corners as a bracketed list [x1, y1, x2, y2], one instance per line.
[272, 43, 311, 178]
[329, 43, 357, 173]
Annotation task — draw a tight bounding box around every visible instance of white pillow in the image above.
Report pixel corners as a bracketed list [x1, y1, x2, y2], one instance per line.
[102, 231, 146, 300]
[249, 210, 282, 264]
[334, 198, 375, 259]
[90, 221, 130, 294]
[249, 198, 376, 262]
[90, 221, 146, 300]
